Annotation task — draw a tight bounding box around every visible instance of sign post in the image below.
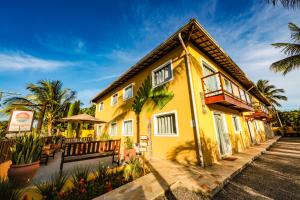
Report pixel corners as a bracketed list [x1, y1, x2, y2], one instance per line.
[7, 110, 34, 133]
[139, 135, 149, 175]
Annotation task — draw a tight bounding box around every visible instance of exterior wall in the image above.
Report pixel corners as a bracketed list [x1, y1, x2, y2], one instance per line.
[187, 42, 267, 165]
[94, 47, 199, 165]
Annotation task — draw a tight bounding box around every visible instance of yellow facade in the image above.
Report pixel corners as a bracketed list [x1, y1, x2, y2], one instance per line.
[93, 21, 271, 166]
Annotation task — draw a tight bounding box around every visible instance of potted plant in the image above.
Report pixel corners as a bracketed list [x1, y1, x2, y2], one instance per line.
[8, 134, 44, 186]
[123, 137, 136, 162]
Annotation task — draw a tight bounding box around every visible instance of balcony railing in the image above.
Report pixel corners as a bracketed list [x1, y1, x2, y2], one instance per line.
[201, 72, 254, 111]
[252, 103, 270, 119]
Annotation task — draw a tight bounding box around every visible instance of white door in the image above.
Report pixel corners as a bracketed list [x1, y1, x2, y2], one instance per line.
[213, 113, 232, 156]
[247, 120, 256, 144]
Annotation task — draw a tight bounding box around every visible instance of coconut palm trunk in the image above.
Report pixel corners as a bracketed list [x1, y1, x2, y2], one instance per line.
[36, 105, 46, 134]
[136, 113, 140, 144]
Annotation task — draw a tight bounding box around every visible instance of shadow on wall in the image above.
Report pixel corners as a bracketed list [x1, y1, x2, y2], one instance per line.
[200, 131, 219, 166]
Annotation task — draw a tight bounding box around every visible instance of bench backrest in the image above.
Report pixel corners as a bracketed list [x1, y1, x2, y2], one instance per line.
[64, 137, 92, 143]
[62, 139, 121, 157]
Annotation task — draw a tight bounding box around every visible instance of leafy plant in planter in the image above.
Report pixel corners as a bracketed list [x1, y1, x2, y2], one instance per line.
[123, 157, 143, 181]
[34, 172, 68, 200]
[9, 134, 44, 186]
[0, 177, 23, 200]
[123, 137, 136, 162]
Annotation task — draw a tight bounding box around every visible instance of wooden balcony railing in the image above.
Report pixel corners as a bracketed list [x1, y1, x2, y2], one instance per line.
[252, 103, 270, 119]
[201, 72, 254, 111]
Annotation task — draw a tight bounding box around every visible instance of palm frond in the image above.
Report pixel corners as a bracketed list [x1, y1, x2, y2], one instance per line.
[265, 0, 300, 8]
[272, 43, 300, 56]
[270, 55, 300, 75]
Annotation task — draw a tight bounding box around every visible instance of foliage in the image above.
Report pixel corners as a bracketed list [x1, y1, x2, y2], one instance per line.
[270, 23, 300, 75]
[0, 120, 8, 139]
[52, 135, 64, 145]
[256, 80, 287, 107]
[80, 104, 96, 116]
[276, 110, 300, 132]
[124, 137, 134, 149]
[123, 157, 143, 181]
[3, 80, 76, 135]
[99, 132, 111, 140]
[34, 172, 68, 200]
[66, 100, 81, 137]
[11, 134, 44, 165]
[0, 177, 23, 200]
[266, 0, 300, 8]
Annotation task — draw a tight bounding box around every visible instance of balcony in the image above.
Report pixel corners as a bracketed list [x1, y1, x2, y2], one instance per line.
[201, 72, 254, 111]
[252, 103, 270, 120]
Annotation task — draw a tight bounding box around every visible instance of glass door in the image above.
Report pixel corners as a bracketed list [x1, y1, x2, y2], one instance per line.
[213, 113, 232, 156]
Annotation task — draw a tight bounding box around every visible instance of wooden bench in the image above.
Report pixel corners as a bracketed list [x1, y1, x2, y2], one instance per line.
[64, 137, 92, 143]
[60, 139, 120, 173]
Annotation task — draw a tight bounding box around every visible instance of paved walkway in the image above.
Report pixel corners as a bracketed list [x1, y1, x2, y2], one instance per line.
[94, 137, 280, 200]
[214, 137, 300, 200]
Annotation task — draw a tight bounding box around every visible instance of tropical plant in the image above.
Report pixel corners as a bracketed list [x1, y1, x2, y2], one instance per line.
[123, 157, 143, 181]
[66, 100, 81, 137]
[0, 177, 23, 200]
[124, 137, 134, 149]
[80, 104, 96, 116]
[4, 80, 76, 135]
[34, 172, 68, 200]
[11, 134, 44, 165]
[99, 132, 111, 140]
[265, 0, 300, 8]
[132, 76, 174, 142]
[270, 23, 300, 75]
[256, 80, 287, 107]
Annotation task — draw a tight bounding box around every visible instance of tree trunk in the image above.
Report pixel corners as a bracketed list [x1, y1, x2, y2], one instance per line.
[136, 114, 140, 144]
[47, 114, 53, 136]
[36, 105, 46, 134]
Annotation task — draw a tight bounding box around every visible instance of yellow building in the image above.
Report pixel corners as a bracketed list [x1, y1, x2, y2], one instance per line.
[91, 19, 272, 166]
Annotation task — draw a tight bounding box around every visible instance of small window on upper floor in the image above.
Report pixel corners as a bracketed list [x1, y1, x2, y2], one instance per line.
[99, 102, 104, 111]
[152, 60, 173, 88]
[111, 93, 118, 106]
[123, 84, 133, 100]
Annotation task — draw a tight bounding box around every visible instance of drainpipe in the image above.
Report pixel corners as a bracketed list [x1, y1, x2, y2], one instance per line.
[178, 32, 204, 167]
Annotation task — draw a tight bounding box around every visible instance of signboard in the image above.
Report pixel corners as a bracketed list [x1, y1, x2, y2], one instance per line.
[8, 110, 34, 132]
[139, 135, 149, 152]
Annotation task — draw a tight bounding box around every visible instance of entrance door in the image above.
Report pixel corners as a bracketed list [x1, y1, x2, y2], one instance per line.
[247, 120, 256, 144]
[213, 113, 232, 156]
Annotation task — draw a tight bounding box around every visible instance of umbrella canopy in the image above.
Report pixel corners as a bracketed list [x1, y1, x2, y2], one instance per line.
[59, 113, 106, 124]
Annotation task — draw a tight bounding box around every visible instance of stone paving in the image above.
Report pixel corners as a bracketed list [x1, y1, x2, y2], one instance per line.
[94, 136, 280, 200]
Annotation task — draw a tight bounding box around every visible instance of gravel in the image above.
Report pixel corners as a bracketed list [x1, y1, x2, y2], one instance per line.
[155, 186, 210, 200]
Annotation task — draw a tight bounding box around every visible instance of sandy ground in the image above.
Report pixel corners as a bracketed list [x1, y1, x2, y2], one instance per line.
[213, 137, 300, 200]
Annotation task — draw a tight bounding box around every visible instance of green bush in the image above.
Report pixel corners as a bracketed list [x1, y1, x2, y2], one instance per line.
[0, 177, 23, 200]
[11, 134, 44, 165]
[124, 137, 133, 149]
[123, 157, 143, 181]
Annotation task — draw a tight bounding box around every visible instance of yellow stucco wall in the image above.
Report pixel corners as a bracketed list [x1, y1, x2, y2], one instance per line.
[95, 47, 198, 165]
[94, 42, 269, 166]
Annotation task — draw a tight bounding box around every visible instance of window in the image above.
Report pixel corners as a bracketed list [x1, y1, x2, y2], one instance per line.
[154, 111, 178, 136]
[202, 62, 221, 95]
[97, 124, 103, 136]
[98, 102, 104, 111]
[122, 120, 133, 136]
[123, 84, 133, 100]
[111, 93, 118, 106]
[109, 122, 117, 136]
[232, 115, 241, 132]
[224, 78, 233, 94]
[152, 60, 173, 87]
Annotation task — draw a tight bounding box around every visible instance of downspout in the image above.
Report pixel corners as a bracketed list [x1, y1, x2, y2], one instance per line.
[178, 32, 204, 167]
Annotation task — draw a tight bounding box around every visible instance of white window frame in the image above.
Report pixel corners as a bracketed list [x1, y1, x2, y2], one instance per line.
[98, 102, 104, 111]
[152, 60, 174, 88]
[109, 122, 117, 136]
[232, 115, 242, 133]
[122, 119, 133, 136]
[123, 83, 134, 101]
[153, 110, 179, 137]
[110, 93, 118, 106]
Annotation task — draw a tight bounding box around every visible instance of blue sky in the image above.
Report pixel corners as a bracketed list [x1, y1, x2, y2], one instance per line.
[0, 0, 299, 110]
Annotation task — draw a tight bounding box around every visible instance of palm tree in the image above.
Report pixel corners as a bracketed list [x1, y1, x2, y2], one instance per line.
[270, 23, 300, 75]
[266, 0, 300, 8]
[132, 76, 174, 143]
[4, 80, 75, 135]
[257, 79, 287, 127]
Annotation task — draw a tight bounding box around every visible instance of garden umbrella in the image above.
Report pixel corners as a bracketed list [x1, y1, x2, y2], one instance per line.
[59, 114, 106, 137]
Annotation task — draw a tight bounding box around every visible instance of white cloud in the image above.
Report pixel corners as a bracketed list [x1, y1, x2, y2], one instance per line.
[83, 74, 120, 83]
[0, 51, 76, 71]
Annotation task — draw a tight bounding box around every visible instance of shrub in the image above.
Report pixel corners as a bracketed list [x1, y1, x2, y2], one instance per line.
[123, 157, 143, 181]
[124, 137, 134, 149]
[0, 177, 23, 200]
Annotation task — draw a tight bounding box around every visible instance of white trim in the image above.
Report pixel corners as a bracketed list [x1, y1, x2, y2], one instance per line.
[109, 122, 118, 136]
[201, 59, 217, 75]
[98, 102, 104, 111]
[122, 119, 134, 136]
[110, 92, 118, 106]
[231, 114, 242, 133]
[122, 83, 134, 101]
[152, 59, 174, 88]
[153, 110, 179, 137]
